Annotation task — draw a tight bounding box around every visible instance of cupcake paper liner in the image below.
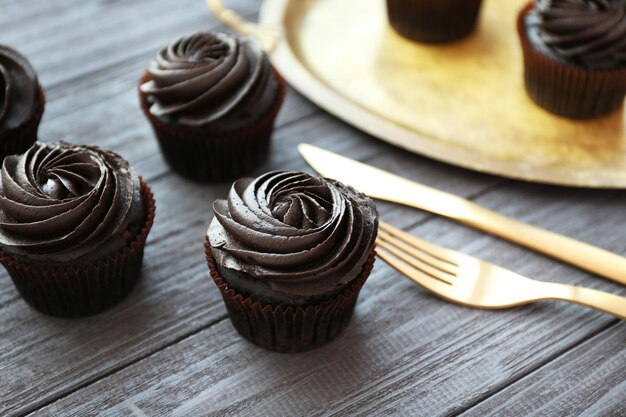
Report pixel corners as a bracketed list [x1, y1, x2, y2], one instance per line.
[0, 86, 45, 160]
[205, 238, 376, 353]
[0, 178, 156, 317]
[518, 3, 626, 119]
[386, 0, 483, 44]
[139, 70, 286, 182]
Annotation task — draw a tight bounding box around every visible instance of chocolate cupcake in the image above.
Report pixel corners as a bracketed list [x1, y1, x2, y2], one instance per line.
[386, 0, 483, 43]
[0, 142, 155, 317]
[0, 45, 45, 160]
[139, 32, 286, 182]
[519, 0, 626, 119]
[205, 171, 378, 352]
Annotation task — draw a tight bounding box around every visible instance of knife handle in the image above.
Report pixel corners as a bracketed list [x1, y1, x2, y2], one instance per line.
[377, 178, 626, 286]
[462, 203, 626, 286]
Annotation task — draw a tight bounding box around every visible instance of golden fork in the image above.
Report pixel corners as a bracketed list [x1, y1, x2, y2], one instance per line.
[376, 221, 626, 320]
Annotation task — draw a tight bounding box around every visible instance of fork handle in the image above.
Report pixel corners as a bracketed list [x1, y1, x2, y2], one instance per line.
[541, 282, 626, 320]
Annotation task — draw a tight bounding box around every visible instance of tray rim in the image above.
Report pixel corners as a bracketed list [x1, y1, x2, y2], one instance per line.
[258, 0, 626, 189]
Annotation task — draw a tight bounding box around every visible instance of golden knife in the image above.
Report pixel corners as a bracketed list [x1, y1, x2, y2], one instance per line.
[298, 143, 626, 286]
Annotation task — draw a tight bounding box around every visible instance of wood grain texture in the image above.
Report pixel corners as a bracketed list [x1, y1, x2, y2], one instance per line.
[462, 322, 626, 417]
[0, 0, 259, 87]
[0, 1, 624, 416]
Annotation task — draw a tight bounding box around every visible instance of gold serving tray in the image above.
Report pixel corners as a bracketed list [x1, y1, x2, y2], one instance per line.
[209, 0, 626, 188]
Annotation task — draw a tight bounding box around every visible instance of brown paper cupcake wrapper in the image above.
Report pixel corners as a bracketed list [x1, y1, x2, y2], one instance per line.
[0, 178, 156, 317]
[518, 3, 626, 119]
[386, 0, 483, 44]
[139, 70, 286, 182]
[0, 86, 45, 160]
[205, 238, 376, 353]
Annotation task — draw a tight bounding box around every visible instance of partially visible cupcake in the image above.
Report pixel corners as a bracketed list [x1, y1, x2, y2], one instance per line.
[518, 0, 626, 119]
[139, 32, 286, 182]
[386, 0, 483, 43]
[0, 45, 45, 160]
[205, 171, 378, 352]
[0, 142, 155, 317]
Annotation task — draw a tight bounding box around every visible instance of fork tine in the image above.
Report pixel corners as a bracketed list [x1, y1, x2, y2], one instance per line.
[377, 246, 457, 297]
[377, 229, 458, 279]
[379, 221, 459, 265]
[378, 221, 459, 272]
[377, 236, 455, 285]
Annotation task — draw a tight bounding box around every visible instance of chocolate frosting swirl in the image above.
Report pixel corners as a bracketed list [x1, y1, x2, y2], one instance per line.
[208, 171, 378, 297]
[140, 32, 278, 128]
[0, 45, 39, 131]
[0, 142, 144, 263]
[527, 0, 626, 69]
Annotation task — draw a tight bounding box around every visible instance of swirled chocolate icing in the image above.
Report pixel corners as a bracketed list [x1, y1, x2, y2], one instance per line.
[526, 0, 626, 70]
[140, 32, 279, 129]
[0, 45, 39, 131]
[0, 142, 144, 263]
[208, 171, 378, 303]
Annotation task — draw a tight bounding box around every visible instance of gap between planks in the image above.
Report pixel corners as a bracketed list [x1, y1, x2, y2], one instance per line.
[41, 10, 260, 100]
[453, 318, 622, 417]
[22, 315, 229, 417]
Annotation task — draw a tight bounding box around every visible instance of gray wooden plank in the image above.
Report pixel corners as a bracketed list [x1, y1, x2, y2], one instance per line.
[462, 322, 625, 417]
[0, 0, 260, 88]
[26, 178, 626, 416]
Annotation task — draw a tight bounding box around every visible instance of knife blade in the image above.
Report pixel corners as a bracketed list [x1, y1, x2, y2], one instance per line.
[298, 143, 626, 286]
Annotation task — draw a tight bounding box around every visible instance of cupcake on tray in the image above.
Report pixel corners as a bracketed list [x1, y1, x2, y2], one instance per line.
[518, 0, 626, 119]
[139, 32, 286, 182]
[0, 141, 155, 317]
[205, 171, 379, 352]
[0, 45, 45, 160]
[386, 0, 484, 43]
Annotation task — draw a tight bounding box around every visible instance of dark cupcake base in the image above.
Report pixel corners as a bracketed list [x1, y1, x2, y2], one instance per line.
[0, 178, 156, 318]
[518, 3, 626, 119]
[205, 239, 376, 353]
[386, 0, 483, 44]
[139, 70, 286, 183]
[0, 86, 45, 160]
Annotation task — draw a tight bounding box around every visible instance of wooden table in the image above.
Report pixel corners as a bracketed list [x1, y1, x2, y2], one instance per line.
[2, 1, 625, 415]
